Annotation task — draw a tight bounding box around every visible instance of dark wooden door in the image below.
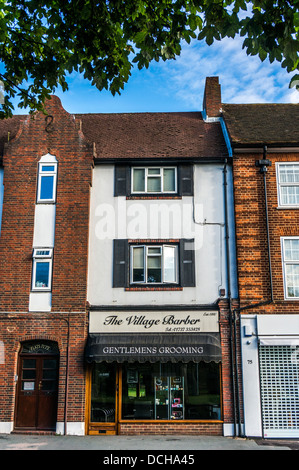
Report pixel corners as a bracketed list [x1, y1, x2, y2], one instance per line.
[15, 355, 59, 430]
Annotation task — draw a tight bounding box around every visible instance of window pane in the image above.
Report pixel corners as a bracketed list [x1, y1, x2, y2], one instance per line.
[147, 251, 162, 283]
[148, 247, 161, 255]
[148, 168, 160, 175]
[40, 175, 54, 200]
[41, 165, 55, 172]
[281, 186, 299, 205]
[23, 359, 36, 369]
[163, 168, 176, 192]
[133, 169, 145, 192]
[286, 264, 299, 297]
[91, 363, 116, 423]
[35, 261, 50, 288]
[164, 246, 176, 283]
[147, 256, 161, 268]
[121, 362, 221, 421]
[133, 247, 144, 282]
[133, 247, 144, 268]
[22, 369, 36, 380]
[284, 239, 299, 261]
[147, 176, 161, 192]
[279, 165, 299, 183]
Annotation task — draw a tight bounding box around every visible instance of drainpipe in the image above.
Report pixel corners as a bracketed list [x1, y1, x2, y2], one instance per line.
[223, 159, 238, 437]
[233, 146, 274, 437]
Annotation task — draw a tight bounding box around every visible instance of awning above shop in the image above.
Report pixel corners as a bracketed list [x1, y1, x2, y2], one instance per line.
[85, 333, 222, 363]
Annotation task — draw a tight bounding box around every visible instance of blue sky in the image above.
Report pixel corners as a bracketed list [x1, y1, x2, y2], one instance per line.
[12, 35, 299, 115]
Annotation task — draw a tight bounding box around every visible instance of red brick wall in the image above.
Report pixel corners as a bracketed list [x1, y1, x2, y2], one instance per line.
[0, 96, 93, 429]
[0, 313, 87, 425]
[233, 151, 299, 313]
[0, 96, 92, 312]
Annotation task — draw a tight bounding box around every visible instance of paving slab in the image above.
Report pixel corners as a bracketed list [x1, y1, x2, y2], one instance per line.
[0, 433, 293, 451]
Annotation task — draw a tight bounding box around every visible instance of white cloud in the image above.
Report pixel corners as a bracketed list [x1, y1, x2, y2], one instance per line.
[152, 35, 298, 108]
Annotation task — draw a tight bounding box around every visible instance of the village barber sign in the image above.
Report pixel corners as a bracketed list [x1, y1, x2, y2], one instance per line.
[90, 310, 219, 334]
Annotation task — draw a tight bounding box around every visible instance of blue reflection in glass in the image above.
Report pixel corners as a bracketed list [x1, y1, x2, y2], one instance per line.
[35, 262, 50, 288]
[40, 176, 54, 200]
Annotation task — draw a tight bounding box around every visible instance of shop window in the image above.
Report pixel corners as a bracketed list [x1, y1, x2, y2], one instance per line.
[276, 163, 299, 207]
[121, 362, 221, 421]
[114, 164, 193, 197]
[282, 237, 299, 299]
[31, 248, 53, 291]
[113, 239, 195, 288]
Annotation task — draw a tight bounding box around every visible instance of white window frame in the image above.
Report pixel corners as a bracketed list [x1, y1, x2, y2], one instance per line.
[37, 161, 58, 203]
[32, 248, 53, 291]
[281, 237, 299, 300]
[131, 167, 177, 194]
[276, 162, 299, 208]
[130, 244, 178, 284]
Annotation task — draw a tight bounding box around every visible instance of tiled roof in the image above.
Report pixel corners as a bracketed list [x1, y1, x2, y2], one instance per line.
[77, 112, 228, 159]
[0, 110, 228, 159]
[222, 103, 299, 146]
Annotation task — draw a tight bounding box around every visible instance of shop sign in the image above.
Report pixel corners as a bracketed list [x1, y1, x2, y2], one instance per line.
[90, 310, 219, 333]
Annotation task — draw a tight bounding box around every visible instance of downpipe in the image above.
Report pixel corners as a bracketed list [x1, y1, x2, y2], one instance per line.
[233, 147, 274, 437]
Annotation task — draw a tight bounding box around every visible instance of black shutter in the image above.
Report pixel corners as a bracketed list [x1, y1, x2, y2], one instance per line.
[113, 239, 129, 287]
[179, 164, 194, 196]
[180, 239, 196, 287]
[114, 165, 130, 196]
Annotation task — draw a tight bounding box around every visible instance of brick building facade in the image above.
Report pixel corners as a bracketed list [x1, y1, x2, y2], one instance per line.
[0, 96, 92, 434]
[222, 98, 299, 438]
[0, 82, 242, 436]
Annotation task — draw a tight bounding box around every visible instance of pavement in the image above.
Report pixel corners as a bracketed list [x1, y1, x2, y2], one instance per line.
[0, 433, 298, 452]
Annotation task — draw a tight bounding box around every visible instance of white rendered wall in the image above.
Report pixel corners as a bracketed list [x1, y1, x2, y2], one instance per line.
[87, 163, 238, 306]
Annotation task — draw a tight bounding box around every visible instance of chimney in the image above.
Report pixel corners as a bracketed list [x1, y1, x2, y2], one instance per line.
[203, 77, 222, 119]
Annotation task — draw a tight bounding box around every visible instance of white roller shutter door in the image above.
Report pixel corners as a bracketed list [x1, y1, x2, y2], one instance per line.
[259, 344, 299, 438]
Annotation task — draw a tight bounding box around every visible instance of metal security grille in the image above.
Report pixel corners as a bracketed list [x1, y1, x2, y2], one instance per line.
[259, 345, 299, 438]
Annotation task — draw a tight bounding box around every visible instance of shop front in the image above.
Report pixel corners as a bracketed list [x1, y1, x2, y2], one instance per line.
[85, 310, 223, 435]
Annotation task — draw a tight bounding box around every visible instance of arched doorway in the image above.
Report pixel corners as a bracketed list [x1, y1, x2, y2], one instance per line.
[15, 340, 59, 431]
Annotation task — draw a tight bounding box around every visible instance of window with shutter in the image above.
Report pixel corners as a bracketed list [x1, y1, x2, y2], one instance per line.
[114, 164, 193, 197]
[113, 239, 195, 288]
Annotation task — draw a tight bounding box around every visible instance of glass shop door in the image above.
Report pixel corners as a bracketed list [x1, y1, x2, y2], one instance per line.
[88, 362, 120, 435]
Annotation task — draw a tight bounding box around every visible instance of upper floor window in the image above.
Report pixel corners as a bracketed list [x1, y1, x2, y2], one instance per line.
[37, 154, 58, 203]
[282, 237, 299, 299]
[114, 164, 193, 197]
[113, 239, 195, 288]
[276, 163, 299, 207]
[132, 167, 177, 194]
[131, 244, 178, 284]
[32, 248, 53, 291]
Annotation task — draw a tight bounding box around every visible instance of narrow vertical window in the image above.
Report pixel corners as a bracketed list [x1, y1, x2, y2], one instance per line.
[37, 163, 57, 203]
[32, 249, 53, 291]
